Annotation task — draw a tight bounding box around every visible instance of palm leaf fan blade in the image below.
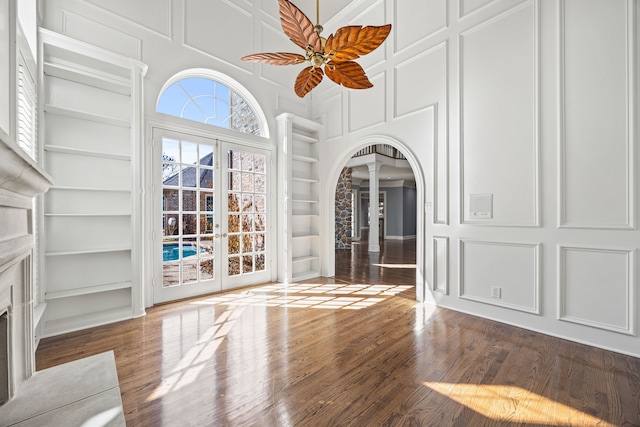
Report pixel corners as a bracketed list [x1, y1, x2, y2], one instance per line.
[325, 61, 372, 89]
[277, 0, 321, 52]
[294, 66, 324, 97]
[241, 52, 306, 65]
[325, 24, 392, 62]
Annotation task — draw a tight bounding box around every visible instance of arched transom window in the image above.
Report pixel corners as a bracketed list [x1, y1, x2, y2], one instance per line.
[157, 70, 267, 137]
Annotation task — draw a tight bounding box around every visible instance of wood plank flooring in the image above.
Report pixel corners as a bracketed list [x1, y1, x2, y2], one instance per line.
[36, 240, 640, 426]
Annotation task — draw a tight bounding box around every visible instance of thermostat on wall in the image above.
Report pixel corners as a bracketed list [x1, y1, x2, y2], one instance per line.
[469, 193, 493, 219]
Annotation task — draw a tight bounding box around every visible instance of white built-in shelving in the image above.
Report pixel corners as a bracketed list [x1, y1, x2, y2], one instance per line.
[39, 29, 146, 337]
[276, 113, 324, 282]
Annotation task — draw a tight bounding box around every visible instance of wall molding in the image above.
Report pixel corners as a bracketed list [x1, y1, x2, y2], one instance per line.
[84, 0, 172, 39]
[557, 0, 637, 230]
[432, 236, 449, 294]
[459, 239, 541, 314]
[558, 245, 636, 336]
[394, 0, 448, 55]
[458, 0, 540, 228]
[458, 0, 495, 20]
[348, 71, 387, 133]
[432, 100, 449, 225]
[393, 41, 448, 120]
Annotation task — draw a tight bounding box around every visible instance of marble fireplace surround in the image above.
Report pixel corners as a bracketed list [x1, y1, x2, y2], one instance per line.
[0, 134, 125, 425]
[0, 133, 52, 403]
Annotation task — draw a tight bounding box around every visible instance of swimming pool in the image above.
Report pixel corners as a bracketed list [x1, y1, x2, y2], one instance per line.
[163, 243, 200, 262]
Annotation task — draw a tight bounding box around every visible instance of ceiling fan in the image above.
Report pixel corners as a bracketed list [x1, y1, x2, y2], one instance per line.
[242, 0, 391, 98]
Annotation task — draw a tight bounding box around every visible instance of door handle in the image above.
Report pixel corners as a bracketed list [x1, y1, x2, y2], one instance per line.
[215, 234, 220, 238]
[222, 233, 228, 237]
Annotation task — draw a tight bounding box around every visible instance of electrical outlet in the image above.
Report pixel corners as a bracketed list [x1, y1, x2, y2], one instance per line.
[491, 286, 501, 299]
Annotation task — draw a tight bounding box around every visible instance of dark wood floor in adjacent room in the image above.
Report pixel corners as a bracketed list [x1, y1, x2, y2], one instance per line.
[36, 240, 640, 426]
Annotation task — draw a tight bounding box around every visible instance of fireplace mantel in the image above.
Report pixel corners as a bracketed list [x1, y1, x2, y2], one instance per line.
[0, 132, 52, 403]
[0, 132, 52, 204]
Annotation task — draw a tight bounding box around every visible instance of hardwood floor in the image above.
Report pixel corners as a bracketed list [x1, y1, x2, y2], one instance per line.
[36, 240, 640, 426]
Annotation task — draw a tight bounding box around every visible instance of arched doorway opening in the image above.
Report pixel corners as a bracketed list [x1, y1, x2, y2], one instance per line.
[325, 136, 427, 302]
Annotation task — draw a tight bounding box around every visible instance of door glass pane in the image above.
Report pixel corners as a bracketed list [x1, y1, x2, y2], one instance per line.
[229, 256, 240, 276]
[226, 148, 267, 278]
[162, 138, 217, 287]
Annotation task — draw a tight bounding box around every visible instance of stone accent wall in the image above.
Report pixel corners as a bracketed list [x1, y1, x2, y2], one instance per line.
[335, 167, 352, 249]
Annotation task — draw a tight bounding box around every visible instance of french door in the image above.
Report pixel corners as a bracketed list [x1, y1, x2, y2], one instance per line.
[153, 129, 272, 303]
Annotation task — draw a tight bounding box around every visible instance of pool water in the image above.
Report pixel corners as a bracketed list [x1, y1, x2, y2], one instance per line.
[163, 244, 200, 262]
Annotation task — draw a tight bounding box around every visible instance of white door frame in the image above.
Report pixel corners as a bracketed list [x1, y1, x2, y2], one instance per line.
[323, 136, 427, 302]
[148, 123, 276, 304]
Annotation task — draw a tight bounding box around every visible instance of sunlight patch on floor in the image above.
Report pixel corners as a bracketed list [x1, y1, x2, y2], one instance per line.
[423, 382, 615, 426]
[191, 283, 412, 310]
[147, 304, 246, 402]
[372, 263, 417, 269]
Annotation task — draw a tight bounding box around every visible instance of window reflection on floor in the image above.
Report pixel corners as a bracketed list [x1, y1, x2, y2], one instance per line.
[191, 283, 413, 310]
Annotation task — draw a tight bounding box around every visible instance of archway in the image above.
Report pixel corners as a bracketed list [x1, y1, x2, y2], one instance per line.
[324, 136, 427, 302]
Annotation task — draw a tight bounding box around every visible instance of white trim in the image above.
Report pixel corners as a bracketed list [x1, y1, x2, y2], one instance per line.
[557, 245, 636, 336]
[557, 0, 636, 230]
[385, 235, 416, 241]
[432, 236, 448, 294]
[458, 1, 540, 228]
[459, 239, 541, 315]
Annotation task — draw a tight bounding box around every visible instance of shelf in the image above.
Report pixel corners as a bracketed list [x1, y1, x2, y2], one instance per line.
[44, 60, 131, 95]
[44, 104, 131, 128]
[45, 213, 131, 217]
[46, 281, 132, 300]
[292, 154, 319, 163]
[292, 271, 321, 282]
[277, 113, 323, 284]
[45, 144, 131, 161]
[292, 233, 319, 239]
[43, 305, 133, 337]
[45, 247, 131, 257]
[292, 176, 319, 184]
[34, 303, 47, 327]
[292, 255, 319, 263]
[50, 186, 131, 193]
[292, 131, 319, 144]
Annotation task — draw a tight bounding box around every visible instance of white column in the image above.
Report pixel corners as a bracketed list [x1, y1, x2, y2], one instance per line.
[367, 161, 382, 252]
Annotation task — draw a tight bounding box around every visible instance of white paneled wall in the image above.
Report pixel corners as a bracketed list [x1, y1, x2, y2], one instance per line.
[37, 0, 639, 357]
[460, 240, 540, 314]
[559, 0, 634, 228]
[312, 0, 639, 357]
[460, 2, 538, 226]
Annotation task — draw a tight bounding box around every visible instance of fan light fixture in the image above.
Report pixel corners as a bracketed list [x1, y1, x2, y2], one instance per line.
[242, 0, 391, 97]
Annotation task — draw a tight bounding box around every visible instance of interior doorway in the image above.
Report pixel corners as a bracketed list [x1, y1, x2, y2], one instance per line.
[333, 143, 418, 287]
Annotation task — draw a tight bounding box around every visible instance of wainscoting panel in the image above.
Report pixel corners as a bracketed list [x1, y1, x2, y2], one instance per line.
[348, 72, 386, 132]
[394, 0, 447, 53]
[432, 236, 449, 294]
[61, 10, 142, 60]
[394, 42, 447, 119]
[459, 0, 494, 19]
[558, 246, 635, 335]
[459, 240, 540, 314]
[183, 0, 253, 69]
[558, 0, 635, 229]
[459, 1, 539, 226]
[86, 0, 171, 37]
[318, 93, 344, 141]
